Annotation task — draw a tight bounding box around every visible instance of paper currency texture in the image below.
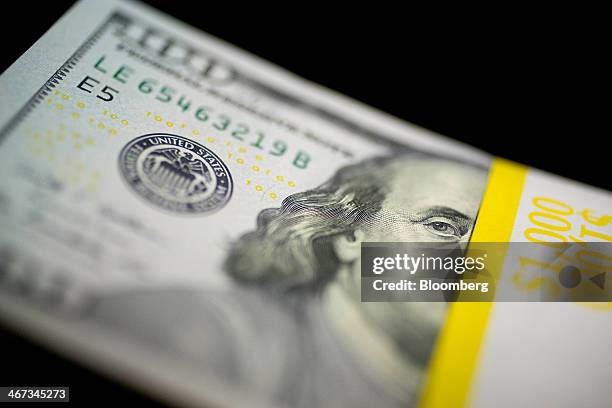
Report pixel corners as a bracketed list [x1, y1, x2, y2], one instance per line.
[0, 1, 609, 407]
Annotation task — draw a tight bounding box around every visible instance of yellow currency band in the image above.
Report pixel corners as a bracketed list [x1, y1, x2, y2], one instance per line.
[418, 158, 528, 408]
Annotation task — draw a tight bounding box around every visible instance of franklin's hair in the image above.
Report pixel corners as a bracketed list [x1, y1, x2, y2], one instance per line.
[224, 154, 426, 294]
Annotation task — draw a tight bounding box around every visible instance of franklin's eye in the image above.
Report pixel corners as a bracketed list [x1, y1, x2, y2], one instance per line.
[424, 219, 461, 238]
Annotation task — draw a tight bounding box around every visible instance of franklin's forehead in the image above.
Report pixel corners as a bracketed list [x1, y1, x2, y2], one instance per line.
[383, 158, 487, 218]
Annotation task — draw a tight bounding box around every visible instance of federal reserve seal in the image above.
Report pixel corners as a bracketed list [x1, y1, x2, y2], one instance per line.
[119, 134, 233, 214]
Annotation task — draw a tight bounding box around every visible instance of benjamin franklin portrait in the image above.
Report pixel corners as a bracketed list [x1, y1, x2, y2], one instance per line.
[91, 152, 487, 408]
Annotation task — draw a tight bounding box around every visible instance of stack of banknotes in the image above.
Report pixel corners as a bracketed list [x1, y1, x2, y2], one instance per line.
[0, 0, 609, 407]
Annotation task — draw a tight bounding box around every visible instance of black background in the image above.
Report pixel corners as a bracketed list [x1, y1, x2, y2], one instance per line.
[0, 1, 608, 406]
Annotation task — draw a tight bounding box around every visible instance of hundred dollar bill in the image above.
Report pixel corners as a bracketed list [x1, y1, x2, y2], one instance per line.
[0, 0, 610, 407]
